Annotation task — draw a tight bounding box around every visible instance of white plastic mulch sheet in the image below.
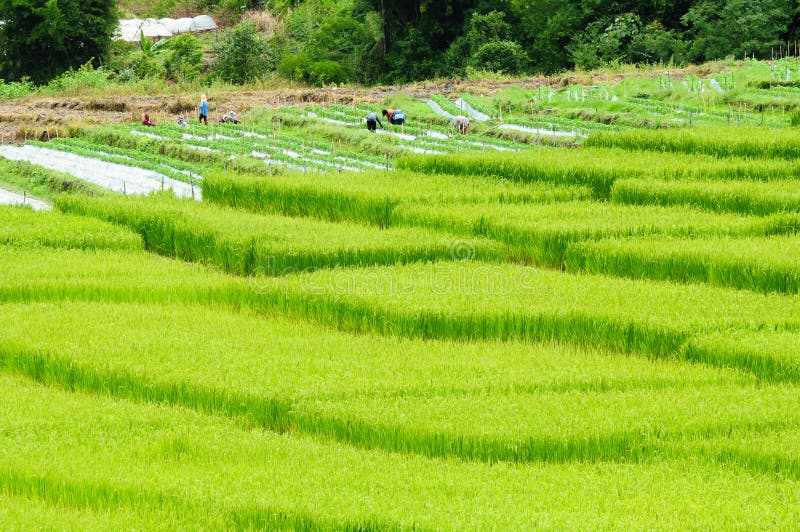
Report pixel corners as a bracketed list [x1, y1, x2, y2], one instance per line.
[306, 112, 354, 127]
[498, 124, 583, 138]
[0, 187, 50, 210]
[375, 129, 416, 141]
[0, 146, 199, 199]
[453, 98, 490, 121]
[427, 100, 455, 119]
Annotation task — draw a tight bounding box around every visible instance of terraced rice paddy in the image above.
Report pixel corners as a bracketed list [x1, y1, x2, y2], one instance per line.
[4, 73, 800, 528]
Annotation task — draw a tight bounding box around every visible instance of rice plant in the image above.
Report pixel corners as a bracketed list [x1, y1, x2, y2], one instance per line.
[55, 193, 503, 275]
[612, 178, 800, 215]
[202, 169, 591, 226]
[586, 126, 800, 159]
[395, 200, 770, 266]
[0, 206, 142, 250]
[566, 235, 800, 294]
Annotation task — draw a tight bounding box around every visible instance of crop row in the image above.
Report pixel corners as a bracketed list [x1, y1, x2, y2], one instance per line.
[49, 136, 206, 175]
[0, 157, 104, 201]
[202, 169, 591, 226]
[393, 200, 779, 266]
[6, 238, 800, 470]
[565, 235, 800, 295]
[0, 206, 141, 250]
[55, 193, 501, 276]
[397, 147, 800, 198]
[586, 126, 800, 159]
[5, 298, 800, 475]
[29, 139, 202, 185]
[4, 245, 800, 383]
[200, 170, 800, 294]
[77, 127, 235, 169]
[127, 120, 390, 167]
[5, 369, 800, 529]
[289, 104, 526, 153]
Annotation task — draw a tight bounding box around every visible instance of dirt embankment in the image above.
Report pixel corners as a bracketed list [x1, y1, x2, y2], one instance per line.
[0, 68, 698, 144]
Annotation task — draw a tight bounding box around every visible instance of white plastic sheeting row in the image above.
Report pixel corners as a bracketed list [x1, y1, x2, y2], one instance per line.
[116, 15, 217, 42]
[0, 187, 50, 211]
[0, 146, 199, 199]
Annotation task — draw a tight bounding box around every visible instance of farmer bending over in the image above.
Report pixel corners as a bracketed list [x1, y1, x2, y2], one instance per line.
[382, 108, 406, 126]
[450, 115, 470, 134]
[142, 113, 156, 127]
[365, 112, 383, 132]
[220, 111, 240, 124]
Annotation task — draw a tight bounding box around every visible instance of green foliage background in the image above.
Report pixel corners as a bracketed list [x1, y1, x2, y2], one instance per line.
[2, 0, 800, 85]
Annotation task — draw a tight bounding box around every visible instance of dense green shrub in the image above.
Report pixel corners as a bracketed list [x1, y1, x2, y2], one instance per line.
[164, 35, 203, 82]
[470, 40, 526, 75]
[213, 22, 274, 84]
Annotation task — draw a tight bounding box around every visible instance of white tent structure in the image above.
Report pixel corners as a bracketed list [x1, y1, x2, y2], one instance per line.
[139, 18, 173, 39]
[190, 15, 217, 32]
[166, 18, 194, 34]
[114, 15, 217, 42]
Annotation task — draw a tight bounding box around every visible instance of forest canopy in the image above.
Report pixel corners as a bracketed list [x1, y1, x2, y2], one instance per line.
[2, 0, 799, 85]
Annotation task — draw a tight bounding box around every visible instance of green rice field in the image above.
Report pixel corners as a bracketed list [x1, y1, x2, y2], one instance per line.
[4, 59, 800, 528]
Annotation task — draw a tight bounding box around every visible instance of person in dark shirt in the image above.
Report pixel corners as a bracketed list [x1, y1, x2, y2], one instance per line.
[365, 112, 383, 132]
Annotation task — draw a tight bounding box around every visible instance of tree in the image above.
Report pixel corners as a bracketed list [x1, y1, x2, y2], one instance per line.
[682, 0, 794, 61]
[517, 0, 581, 73]
[213, 22, 274, 84]
[164, 34, 203, 82]
[0, 0, 117, 84]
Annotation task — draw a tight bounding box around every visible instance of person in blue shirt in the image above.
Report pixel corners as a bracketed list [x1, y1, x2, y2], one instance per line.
[365, 112, 383, 132]
[198, 94, 209, 125]
[382, 108, 406, 126]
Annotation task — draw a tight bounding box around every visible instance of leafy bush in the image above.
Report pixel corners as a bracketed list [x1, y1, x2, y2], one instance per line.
[278, 53, 347, 86]
[44, 62, 110, 93]
[213, 22, 274, 84]
[470, 40, 526, 75]
[0, 0, 116, 84]
[0, 78, 35, 100]
[164, 34, 203, 82]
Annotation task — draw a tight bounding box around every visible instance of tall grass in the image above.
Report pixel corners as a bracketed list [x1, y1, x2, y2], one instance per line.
[5, 246, 800, 383]
[0, 301, 752, 465]
[7, 371, 799, 529]
[251, 261, 800, 380]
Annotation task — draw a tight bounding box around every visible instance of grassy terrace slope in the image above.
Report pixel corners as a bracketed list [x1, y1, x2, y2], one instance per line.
[2, 301, 779, 465]
[397, 148, 800, 198]
[612, 177, 800, 215]
[3, 240, 800, 385]
[395, 200, 775, 265]
[7, 59, 800, 528]
[567, 235, 800, 294]
[202, 169, 591, 226]
[586, 127, 800, 159]
[6, 373, 800, 529]
[0, 207, 141, 250]
[56, 194, 501, 275]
